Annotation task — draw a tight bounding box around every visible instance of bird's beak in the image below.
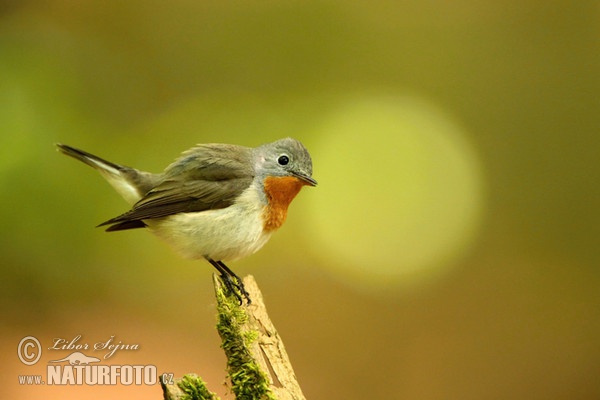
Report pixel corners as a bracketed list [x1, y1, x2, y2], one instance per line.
[293, 171, 318, 186]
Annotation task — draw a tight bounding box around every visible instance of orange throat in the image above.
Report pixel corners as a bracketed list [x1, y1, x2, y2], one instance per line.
[262, 176, 307, 231]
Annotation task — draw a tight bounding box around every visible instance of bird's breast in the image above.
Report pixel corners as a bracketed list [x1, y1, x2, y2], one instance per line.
[261, 176, 307, 231]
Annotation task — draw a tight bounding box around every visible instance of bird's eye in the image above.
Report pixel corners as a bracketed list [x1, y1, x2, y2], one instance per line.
[277, 155, 290, 165]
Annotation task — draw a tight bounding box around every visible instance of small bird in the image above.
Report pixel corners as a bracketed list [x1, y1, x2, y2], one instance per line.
[57, 138, 316, 303]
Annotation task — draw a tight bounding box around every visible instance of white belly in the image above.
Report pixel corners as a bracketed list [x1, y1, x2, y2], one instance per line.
[146, 186, 272, 261]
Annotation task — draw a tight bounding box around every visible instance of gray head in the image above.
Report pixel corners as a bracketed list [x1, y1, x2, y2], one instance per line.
[253, 137, 317, 186]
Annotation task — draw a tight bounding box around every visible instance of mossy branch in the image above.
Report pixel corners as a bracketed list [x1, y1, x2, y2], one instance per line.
[161, 275, 306, 400]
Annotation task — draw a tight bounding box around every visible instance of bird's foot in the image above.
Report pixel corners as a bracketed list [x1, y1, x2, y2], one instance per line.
[220, 272, 251, 305]
[206, 257, 252, 305]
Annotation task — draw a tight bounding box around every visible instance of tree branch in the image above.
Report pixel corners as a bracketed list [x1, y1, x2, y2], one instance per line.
[161, 275, 306, 400]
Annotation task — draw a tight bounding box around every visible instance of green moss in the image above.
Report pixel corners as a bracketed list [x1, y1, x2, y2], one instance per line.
[215, 277, 275, 400]
[177, 374, 219, 400]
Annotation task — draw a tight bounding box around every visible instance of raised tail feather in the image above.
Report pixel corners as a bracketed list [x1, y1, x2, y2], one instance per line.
[56, 144, 161, 227]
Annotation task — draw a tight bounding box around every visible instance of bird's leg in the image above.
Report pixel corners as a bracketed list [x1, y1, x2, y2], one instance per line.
[206, 257, 243, 304]
[205, 257, 251, 305]
[216, 260, 251, 304]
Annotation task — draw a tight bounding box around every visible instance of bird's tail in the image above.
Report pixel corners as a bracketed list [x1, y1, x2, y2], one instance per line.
[56, 143, 159, 205]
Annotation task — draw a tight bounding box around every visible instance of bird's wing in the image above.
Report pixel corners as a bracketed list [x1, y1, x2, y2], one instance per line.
[99, 144, 255, 231]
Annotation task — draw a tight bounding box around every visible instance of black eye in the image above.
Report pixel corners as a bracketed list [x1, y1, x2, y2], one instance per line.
[277, 155, 290, 165]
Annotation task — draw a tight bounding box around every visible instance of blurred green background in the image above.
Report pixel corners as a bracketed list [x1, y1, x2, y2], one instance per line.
[2, 1, 599, 399]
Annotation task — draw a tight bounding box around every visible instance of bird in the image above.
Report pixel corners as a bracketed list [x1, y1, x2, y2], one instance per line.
[56, 138, 316, 303]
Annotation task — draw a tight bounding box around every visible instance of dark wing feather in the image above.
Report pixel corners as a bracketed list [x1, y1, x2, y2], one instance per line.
[99, 144, 254, 231]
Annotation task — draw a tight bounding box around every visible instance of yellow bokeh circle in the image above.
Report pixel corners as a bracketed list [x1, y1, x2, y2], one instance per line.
[305, 95, 484, 293]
